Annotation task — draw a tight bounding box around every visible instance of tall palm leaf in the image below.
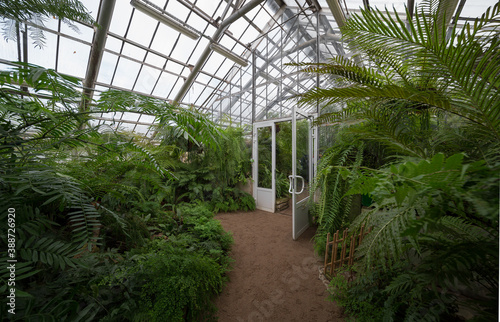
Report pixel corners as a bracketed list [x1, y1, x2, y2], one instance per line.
[297, 1, 500, 143]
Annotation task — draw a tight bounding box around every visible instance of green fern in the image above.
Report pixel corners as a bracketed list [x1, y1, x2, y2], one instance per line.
[311, 139, 364, 233]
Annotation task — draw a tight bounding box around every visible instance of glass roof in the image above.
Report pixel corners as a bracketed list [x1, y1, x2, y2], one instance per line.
[0, 0, 496, 135]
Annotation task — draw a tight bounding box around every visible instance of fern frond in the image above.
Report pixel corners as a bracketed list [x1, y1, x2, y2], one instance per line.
[28, 13, 47, 48]
[355, 205, 417, 268]
[311, 141, 364, 232]
[19, 236, 79, 269]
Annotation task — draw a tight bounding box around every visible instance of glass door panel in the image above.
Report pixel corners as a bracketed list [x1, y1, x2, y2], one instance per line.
[253, 123, 275, 212]
[292, 115, 313, 240]
[295, 119, 310, 204]
[257, 126, 272, 189]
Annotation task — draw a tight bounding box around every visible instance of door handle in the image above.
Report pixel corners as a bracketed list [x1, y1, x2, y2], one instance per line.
[295, 175, 305, 194]
[288, 175, 305, 194]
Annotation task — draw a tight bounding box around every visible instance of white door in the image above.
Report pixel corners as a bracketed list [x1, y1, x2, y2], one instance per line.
[253, 121, 275, 212]
[291, 110, 317, 240]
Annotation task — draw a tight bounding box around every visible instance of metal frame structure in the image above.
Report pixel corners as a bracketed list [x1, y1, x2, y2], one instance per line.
[0, 0, 492, 136]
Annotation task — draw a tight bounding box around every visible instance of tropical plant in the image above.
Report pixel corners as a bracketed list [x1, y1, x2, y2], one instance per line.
[95, 202, 233, 322]
[339, 153, 499, 319]
[98, 90, 222, 152]
[0, 64, 103, 285]
[296, 0, 500, 319]
[0, 62, 237, 321]
[0, 1, 240, 320]
[297, 1, 500, 158]
[0, 64, 104, 319]
[0, 0, 94, 23]
[200, 125, 252, 187]
[311, 139, 363, 233]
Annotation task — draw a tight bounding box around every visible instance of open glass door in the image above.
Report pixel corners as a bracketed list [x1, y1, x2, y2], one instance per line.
[290, 111, 316, 240]
[253, 122, 275, 212]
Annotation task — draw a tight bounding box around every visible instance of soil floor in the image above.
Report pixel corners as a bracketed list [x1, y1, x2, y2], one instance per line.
[215, 209, 344, 322]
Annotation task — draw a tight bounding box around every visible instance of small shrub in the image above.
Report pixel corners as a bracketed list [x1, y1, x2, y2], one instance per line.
[177, 201, 214, 218]
[208, 187, 256, 213]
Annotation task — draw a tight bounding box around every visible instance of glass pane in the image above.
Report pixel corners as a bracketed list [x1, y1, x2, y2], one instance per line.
[257, 126, 272, 189]
[57, 37, 90, 78]
[275, 121, 292, 199]
[295, 118, 309, 203]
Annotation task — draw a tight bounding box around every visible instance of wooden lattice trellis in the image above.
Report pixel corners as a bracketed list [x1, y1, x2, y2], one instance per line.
[323, 224, 372, 276]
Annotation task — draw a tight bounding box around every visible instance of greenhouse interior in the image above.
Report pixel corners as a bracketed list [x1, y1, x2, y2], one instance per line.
[0, 0, 498, 320]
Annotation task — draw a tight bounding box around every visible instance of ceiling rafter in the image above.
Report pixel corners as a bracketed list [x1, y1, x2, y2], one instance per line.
[81, 0, 115, 111]
[174, 0, 265, 103]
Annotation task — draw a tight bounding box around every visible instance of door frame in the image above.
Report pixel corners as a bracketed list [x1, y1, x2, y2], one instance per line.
[252, 118, 292, 213]
[252, 115, 317, 240]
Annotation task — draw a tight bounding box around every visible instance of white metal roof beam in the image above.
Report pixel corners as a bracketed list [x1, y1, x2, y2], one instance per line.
[324, 0, 346, 29]
[201, 1, 287, 111]
[173, 0, 265, 104]
[408, 0, 415, 18]
[81, 0, 116, 111]
[216, 28, 340, 121]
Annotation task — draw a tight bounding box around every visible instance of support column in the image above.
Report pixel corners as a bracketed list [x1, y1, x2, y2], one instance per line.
[252, 50, 256, 124]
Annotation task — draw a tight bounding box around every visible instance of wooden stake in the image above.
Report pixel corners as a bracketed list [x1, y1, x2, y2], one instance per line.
[348, 234, 356, 266]
[330, 230, 339, 275]
[340, 229, 348, 268]
[359, 224, 365, 244]
[324, 232, 330, 275]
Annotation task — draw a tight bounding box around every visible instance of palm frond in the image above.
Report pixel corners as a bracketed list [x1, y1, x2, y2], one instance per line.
[0, 0, 95, 25]
[300, 2, 500, 141]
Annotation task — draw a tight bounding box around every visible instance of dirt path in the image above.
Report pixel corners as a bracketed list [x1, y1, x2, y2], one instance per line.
[215, 210, 344, 321]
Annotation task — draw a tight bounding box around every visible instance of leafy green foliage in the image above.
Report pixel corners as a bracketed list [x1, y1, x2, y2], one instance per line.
[98, 90, 223, 152]
[330, 262, 462, 321]
[332, 152, 499, 320]
[330, 266, 395, 321]
[0, 199, 234, 321]
[200, 125, 253, 187]
[169, 168, 255, 213]
[297, 2, 500, 156]
[93, 202, 234, 322]
[311, 141, 363, 234]
[0, 63, 104, 159]
[0, 0, 95, 52]
[299, 1, 500, 320]
[300, 1, 500, 138]
[0, 0, 94, 24]
[139, 247, 224, 321]
[0, 45, 243, 322]
[208, 187, 256, 213]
